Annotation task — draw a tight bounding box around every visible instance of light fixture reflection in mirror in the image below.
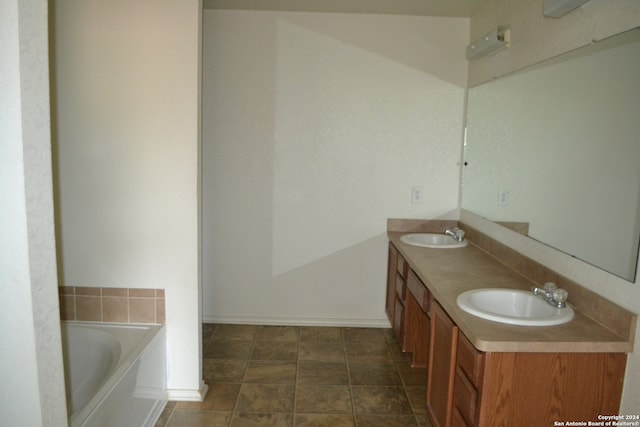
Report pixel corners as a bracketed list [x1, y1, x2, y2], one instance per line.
[462, 27, 640, 282]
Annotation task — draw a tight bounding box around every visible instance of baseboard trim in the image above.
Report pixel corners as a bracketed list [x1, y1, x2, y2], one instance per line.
[201, 314, 391, 328]
[143, 399, 167, 427]
[167, 381, 209, 402]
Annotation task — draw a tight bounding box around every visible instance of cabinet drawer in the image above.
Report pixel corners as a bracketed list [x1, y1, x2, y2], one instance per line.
[453, 366, 478, 426]
[407, 270, 430, 313]
[395, 274, 407, 301]
[457, 333, 484, 388]
[396, 253, 408, 280]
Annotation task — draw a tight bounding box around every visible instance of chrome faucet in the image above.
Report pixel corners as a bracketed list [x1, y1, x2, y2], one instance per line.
[444, 227, 465, 242]
[531, 282, 569, 308]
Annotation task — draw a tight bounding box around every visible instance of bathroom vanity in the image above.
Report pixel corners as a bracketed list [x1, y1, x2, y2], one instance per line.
[386, 222, 636, 427]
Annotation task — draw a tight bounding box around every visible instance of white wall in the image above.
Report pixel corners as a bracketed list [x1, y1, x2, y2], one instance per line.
[202, 10, 469, 325]
[0, 0, 67, 425]
[465, 0, 640, 414]
[53, 0, 204, 399]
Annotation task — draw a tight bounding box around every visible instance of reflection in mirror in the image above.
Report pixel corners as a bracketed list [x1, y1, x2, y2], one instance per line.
[462, 27, 640, 282]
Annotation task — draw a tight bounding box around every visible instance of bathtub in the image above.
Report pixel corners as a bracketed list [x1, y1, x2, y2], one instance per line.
[61, 322, 167, 427]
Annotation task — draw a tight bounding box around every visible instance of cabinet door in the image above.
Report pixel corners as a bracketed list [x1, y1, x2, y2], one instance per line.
[405, 270, 431, 367]
[427, 301, 459, 427]
[393, 271, 407, 342]
[385, 244, 398, 322]
[393, 296, 404, 342]
[451, 407, 469, 427]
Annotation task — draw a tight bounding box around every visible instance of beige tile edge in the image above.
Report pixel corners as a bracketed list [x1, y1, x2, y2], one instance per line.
[59, 286, 166, 325]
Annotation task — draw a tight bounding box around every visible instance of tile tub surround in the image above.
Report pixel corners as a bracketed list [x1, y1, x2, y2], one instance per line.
[156, 324, 434, 427]
[59, 286, 166, 324]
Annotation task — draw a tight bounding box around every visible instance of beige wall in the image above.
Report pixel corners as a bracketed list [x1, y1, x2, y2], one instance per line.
[202, 10, 469, 325]
[465, 0, 640, 413]
[53, 0, 204, 399]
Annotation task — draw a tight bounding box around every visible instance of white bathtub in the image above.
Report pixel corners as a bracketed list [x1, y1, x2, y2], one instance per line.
[61, 322, 167, 427]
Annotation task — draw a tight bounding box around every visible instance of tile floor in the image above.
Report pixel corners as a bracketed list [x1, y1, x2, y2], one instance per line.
[156, 324, 433, 427]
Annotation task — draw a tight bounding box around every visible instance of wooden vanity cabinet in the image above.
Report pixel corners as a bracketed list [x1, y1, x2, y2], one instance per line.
[427, 301, 459, 427]
[387, 240, 628, 427]
[448, 330, 626, 427]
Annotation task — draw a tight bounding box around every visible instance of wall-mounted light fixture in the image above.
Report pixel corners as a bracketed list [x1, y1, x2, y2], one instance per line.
[466, 26, 511, 60]
[543, 0, 591, 17]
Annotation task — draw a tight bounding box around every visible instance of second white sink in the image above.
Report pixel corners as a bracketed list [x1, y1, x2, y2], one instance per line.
[400, 233, 468, 249]
[456, 288, 574, 326]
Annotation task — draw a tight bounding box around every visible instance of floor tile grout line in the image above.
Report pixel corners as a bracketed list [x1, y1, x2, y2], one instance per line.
[229, 324, 258, 420]
[342, 328, 359, 427]
[292, 326, 301, 424]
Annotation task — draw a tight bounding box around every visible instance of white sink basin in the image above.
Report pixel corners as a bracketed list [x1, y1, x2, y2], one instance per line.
[456, 288, 574, 326]
[400, 233, 468, 249]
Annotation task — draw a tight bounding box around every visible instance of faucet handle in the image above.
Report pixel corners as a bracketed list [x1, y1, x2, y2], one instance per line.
[553, 288, 568, 304]
[543, 282, 557, 292]
[444, 227, 465, 242]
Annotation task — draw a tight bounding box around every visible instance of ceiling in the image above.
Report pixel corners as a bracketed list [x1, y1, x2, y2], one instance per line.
[202, 0, 477, 17]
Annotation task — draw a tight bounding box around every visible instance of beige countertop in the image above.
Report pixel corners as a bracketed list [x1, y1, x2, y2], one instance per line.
[388, 232, 634, 353]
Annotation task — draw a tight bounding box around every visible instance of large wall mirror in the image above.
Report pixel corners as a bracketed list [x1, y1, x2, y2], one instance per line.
[462, 27, 640, 282]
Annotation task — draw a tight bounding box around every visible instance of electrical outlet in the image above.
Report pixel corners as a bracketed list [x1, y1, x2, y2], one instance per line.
[498, 189, 509, 206]
[411, 186, 424, 204]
